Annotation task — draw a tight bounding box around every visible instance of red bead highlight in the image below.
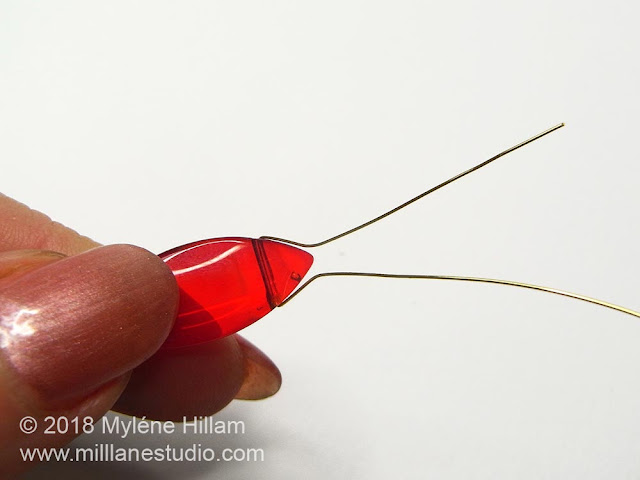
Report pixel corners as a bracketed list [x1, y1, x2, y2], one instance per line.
[159, 237, 313, 349]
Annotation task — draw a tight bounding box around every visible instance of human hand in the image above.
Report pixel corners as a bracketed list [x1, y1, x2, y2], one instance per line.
[0, 193, 281, 477]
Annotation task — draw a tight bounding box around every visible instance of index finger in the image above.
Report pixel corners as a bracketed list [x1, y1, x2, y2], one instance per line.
[0, 193, 98, 255]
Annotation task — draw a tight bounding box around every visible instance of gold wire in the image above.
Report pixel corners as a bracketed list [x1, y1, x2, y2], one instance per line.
[278, 272, 640, 320]
[263, 122, 638, 321]
[261, 123, 564, 248]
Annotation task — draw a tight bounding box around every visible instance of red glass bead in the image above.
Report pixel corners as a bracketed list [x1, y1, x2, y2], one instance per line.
[159, 237, 314, 349]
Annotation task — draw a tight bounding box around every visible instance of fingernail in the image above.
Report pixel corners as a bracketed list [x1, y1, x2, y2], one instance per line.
[235, 336, 282, 400]
[0, 250, 66, 283]
[0, 245, 179, 404]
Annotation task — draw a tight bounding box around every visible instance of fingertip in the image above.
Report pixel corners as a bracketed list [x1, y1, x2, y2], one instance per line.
[0, 244, 179, 405]
[0, 193, 100, 255]
[82, 244, 181, 355]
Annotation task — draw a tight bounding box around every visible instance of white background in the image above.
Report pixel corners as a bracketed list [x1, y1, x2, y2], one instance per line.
[2, 1, 640, 478]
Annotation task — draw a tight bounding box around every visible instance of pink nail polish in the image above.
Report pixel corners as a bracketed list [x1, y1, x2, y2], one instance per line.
[235, 336, 282, 400]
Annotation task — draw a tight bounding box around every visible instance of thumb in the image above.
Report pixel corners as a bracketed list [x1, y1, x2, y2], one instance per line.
[0, 245, 178, 477]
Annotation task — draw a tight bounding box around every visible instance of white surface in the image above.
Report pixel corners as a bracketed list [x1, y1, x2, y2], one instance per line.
[3, 1, 640, 478]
